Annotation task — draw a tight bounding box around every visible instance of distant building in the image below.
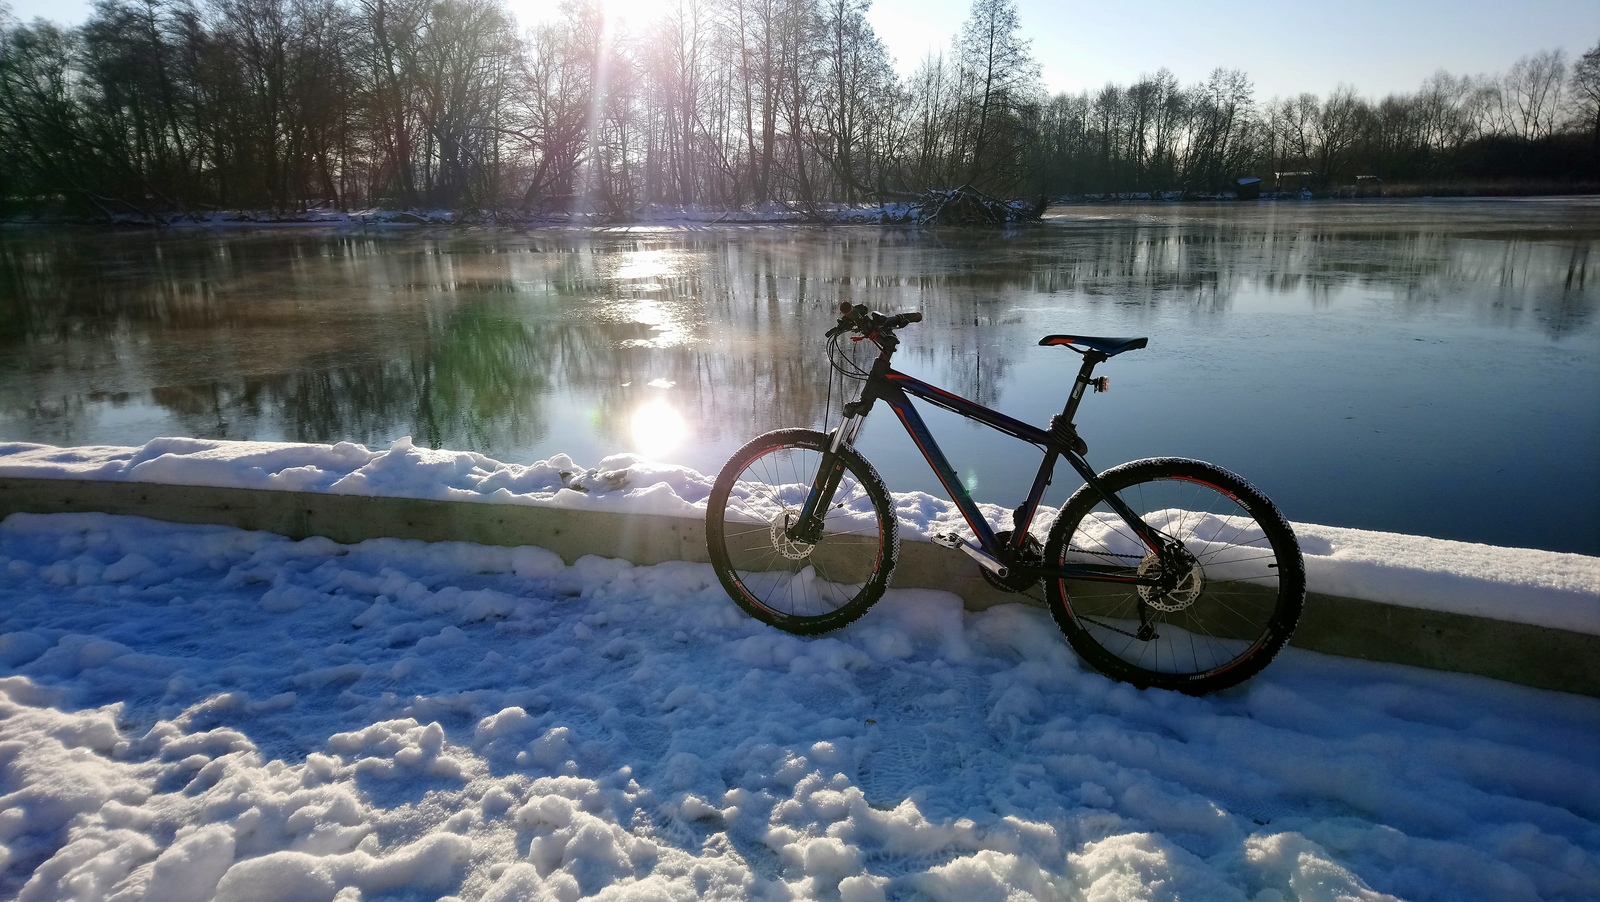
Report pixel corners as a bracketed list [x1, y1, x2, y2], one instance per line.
[1236, 177, 1262, 200]
[1274, 171, 1315, 191]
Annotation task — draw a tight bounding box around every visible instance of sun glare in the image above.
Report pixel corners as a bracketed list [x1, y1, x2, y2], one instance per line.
[630, 400, 688, 461]
[597, 0, 665, 30]
[507, 0, 662, 35]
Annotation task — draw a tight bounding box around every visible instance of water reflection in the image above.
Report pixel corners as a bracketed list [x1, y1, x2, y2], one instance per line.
[1, 197, 1596, 554]
[631, 399, 689, 461]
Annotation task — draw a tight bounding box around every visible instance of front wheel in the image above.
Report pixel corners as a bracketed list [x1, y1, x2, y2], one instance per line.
[707, 429, 898, 635]
[1044, 458, 1304, 694]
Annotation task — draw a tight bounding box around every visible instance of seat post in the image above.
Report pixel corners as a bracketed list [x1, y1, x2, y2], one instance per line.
[1059, 351, 1107, 425]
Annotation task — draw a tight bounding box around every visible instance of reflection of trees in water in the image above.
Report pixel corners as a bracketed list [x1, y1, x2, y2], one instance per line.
[0, 231, 561, 449]
[1436, 239, 1596, 338]
[0, 391, 99, 446]
[0, 218, 1595, 455]
[147, 304, 555, 452]
[412, 306, 550, 449]
[572, 231, 1024, 438]
[1015, 222, 1597, 339]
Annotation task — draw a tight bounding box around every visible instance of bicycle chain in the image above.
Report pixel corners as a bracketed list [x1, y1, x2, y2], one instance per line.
[1012, 582, 1151, 641]
[1008, 549, 1158, 643]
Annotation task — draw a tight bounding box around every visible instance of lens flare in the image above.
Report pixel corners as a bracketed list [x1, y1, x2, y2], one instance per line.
[630, 400, 688, 461]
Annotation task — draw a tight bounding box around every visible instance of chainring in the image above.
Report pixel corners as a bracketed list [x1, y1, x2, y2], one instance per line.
[982, 530, 1045, 593]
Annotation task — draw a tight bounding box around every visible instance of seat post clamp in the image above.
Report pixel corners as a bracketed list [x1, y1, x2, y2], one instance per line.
[1048, 415, 1087, 454]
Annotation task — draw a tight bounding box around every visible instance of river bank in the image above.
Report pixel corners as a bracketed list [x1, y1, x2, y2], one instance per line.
[7, 184, 1598, 230]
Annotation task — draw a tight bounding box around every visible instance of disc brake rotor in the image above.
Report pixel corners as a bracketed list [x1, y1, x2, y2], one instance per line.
[1136, 549, 1204, 612]
[770, 509, 816, 560]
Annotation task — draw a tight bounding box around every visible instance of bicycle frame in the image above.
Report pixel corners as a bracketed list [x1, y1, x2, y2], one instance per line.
[797, 337, 1169, 586]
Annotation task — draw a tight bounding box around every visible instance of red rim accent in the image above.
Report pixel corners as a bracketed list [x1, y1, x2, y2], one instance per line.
[1168, 474, 1241, 503]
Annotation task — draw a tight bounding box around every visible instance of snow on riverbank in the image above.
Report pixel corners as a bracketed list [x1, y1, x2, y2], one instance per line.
[11, 202, 913, 229]
[1, 511, 1597, 901]
[3, 437, 1597, 635]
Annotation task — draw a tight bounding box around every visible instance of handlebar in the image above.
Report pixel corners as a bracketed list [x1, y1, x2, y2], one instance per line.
[827, 302, 923, 339]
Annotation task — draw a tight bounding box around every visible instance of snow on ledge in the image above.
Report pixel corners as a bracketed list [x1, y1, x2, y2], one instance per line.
[2, 437, 1596, 635]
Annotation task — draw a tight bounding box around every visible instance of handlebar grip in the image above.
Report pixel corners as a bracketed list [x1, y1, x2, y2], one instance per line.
[825, 307, 921, 337]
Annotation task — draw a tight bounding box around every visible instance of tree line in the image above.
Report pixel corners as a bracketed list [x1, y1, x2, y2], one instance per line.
[1040, 47, 1600, 197]
[0, 0, 1595, 217]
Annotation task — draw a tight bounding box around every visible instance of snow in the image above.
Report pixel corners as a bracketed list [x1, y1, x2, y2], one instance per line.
[0, 511, 1596, 900]
[3, 437, 1598, 635]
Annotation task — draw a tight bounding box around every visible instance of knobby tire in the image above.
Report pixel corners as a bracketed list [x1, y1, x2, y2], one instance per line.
[1044, 457, 1305, 694]
[706, 429, 898, 635]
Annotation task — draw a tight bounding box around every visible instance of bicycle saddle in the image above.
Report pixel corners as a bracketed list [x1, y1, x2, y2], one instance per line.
[1038, 335, 1149, 356]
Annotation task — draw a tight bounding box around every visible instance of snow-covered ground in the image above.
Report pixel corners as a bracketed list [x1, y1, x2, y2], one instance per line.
[2, 438, 1597, 635]
[1, 508, 1597, 902]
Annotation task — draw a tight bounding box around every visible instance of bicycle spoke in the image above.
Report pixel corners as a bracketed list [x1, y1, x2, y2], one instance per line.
[1047, 460, 1303, 693]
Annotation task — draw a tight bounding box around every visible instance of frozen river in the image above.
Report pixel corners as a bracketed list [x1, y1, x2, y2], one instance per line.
[1, 197, 1596, 554]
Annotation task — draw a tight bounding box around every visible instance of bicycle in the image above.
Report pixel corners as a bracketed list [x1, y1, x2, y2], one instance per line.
[705, 303, 1305, 694]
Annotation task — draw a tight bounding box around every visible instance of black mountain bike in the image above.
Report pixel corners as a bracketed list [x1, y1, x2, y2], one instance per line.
[706, 304, 1305, 694]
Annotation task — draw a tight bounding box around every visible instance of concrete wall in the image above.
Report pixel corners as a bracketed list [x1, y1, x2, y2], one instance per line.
[3, 476, 1595, 697]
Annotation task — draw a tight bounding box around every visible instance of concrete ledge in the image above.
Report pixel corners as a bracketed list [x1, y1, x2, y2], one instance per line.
[2, 476, 1595, 697]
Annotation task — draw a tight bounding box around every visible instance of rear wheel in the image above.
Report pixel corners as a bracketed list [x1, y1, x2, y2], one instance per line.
[707, 429, 898, 634]
[1044, 458, 1304, 694]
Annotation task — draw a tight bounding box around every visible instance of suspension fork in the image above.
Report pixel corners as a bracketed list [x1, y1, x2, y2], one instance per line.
[792, 341, 894, 542]
[792, 394, 878, 543]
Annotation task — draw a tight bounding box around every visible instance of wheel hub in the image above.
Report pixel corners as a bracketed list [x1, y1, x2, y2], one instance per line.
[771, 509, 816, 560]
[1136, 548, 1204, 612]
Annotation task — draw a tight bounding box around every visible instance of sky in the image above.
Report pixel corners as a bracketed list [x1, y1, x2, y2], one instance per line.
[4, 0, 1596, 100]
[861, 0, 1600, 100]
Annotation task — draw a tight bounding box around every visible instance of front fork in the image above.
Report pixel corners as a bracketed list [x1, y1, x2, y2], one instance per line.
[791, 405, 871, 543]
[829, 405, 869, 453]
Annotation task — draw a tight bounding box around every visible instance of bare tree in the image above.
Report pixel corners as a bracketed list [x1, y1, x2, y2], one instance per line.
[814, 0, 893, 200]
[1570, 39, 1600, 152]
[0, 21, 101, 207]
[1182, 68, 1257, 190]
[512, 6, 592, 211]
[1310, 84, 1363, 184]
[1496, 49, 1567, 140]
[901, 51, 957, 188]
[1267, 93, 1318, 175]
[354, 0, 428, 205]
[3, 0, 1596, 216]
[1414, 71, 1477, 161]
[413, 0, 516, 207]
[953, 0, 1037, 189]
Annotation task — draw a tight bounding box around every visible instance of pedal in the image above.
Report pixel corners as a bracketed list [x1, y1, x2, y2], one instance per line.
[930, 532, 1009, 579]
